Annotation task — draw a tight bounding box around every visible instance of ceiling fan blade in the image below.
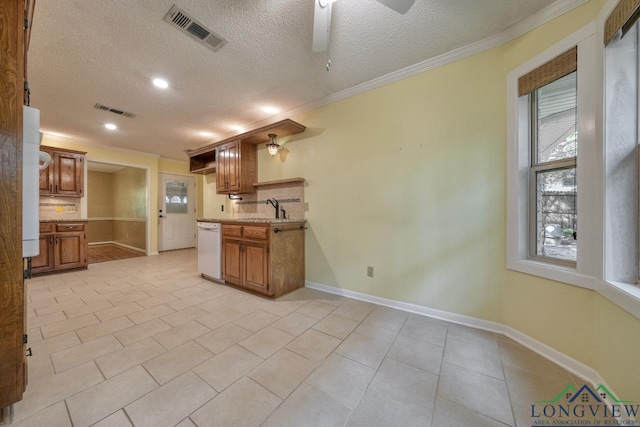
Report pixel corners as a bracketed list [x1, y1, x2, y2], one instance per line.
[375, 0, 415, 14]
[312, 0, 332, 52]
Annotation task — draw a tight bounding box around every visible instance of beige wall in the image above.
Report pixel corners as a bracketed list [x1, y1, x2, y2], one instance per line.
[201, 0, 640, 398]
[112, 167, 146, 219]
[86, 166, 146, 250]
[88, 220, 113, 243]
[87, 171, 113, 218]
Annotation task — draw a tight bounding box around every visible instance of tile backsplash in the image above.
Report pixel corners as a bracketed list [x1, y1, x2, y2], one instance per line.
[231, 182, 304, 219]
[39, 196, 82, 220]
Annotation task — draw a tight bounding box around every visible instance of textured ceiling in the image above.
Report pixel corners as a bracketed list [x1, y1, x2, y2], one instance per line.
[29, 0, 556, 160]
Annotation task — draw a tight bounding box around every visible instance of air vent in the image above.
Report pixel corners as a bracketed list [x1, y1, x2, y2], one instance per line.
[93, 103, 137, 118]
[164, 5, 227, 52]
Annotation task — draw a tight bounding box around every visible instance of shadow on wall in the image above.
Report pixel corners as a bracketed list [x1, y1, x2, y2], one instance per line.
[87, 162, 147, 252]
[305, 223, 339, 287]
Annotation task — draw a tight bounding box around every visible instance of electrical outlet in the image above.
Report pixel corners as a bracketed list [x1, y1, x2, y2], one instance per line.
[367, 266, 374, 277]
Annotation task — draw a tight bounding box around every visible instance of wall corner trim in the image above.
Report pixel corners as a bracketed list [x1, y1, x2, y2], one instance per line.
[305, 280, 612, 398]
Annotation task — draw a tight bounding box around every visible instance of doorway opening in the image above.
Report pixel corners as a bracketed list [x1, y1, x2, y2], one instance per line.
[87, 161, 149, 263]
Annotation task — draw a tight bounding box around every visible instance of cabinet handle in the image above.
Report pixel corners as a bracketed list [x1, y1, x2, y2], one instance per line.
[55, 184, 58, 193]
[49, 184, 52, 193]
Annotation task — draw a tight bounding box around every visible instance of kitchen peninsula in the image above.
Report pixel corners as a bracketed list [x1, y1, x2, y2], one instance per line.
[197, 218, 306, 298]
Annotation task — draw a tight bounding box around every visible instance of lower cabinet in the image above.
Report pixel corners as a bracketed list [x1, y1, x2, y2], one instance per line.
[221, 222, 304, 297]
[32, 233, 55, 273]
[32, 222, 88, 275]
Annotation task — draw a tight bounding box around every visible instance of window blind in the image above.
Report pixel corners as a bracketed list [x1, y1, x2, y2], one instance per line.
[517, 47, 577, 97]
[605, 0, 640, 45]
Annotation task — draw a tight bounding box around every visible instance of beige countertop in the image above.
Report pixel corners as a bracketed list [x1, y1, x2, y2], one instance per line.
[197, 218, 306, 224]
[40, 219, 89, 223]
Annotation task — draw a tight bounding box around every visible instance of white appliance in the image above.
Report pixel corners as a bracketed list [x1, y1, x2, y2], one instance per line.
[23, 106, 41, 258]
[197, 222, 221, 281]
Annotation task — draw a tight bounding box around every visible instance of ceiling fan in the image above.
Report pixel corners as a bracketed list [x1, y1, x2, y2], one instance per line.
[312, 0, 416, 52]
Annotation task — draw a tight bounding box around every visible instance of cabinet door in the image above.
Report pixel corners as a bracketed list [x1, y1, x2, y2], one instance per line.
[216, 146, 228, 192]
[54, 152, 84, 196]
[222, 238, 242, 285]
[31, 234, 54, 273]
[243, 240, 269, 294]
[39, 152, 53, 195]
[226, 142, 240, 192]
[54, 232, 86, 270]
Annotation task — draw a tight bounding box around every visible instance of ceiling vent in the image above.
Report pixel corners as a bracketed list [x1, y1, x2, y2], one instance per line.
[164, 5, 227, 52]
[94, 103, 137, 118]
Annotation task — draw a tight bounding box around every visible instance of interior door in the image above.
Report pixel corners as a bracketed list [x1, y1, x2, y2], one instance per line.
[159, 173, 196, 251]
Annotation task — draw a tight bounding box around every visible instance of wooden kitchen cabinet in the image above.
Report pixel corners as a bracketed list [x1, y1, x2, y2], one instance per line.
[39, 146, 86, 197]
[32, 222, 88, 275]
[215, 141, 256, 194]
[221, 222, 305, 297]
[32, 234, 55, 273]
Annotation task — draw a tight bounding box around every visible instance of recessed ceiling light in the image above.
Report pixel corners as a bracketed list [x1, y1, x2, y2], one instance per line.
[153, 78, 169, 89]
[105, 123, 117, 130]
[199, 131, 214, 137]
[262, 105, 280, 114]
[230, 125, 244, 132]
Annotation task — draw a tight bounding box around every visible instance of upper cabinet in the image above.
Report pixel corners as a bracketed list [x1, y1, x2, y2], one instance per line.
[188, 119, 306, 194]
[39, 146, 86, 197]
[216, 141, 256, 194]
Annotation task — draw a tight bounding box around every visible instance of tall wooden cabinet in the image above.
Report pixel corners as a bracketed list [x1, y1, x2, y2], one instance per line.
[39, 146, 85, 197]
[215, 141, 256, 194]
[0, 0, 34, 410]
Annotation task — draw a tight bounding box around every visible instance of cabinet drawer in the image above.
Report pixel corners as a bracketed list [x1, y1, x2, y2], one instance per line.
[243, 226, 269, 240]
[223, 224, 243, 237]
[39, 223, 55, 233]
[56, 223, 85, 232]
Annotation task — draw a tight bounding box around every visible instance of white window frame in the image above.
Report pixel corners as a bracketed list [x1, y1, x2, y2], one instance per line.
[506, 23, 604, 291]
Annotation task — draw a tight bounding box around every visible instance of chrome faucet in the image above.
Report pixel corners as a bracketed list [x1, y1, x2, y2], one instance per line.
[266, 198, 280, 219]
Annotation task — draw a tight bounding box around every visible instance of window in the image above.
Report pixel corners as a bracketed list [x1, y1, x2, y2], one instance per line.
[529, 72, 578, 265]
[507, 27, 601, 289]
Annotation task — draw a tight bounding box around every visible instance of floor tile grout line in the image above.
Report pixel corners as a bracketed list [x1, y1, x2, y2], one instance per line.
[430, 323, 452, 427]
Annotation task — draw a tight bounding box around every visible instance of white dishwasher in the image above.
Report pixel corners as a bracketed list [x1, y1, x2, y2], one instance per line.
[197, 222, 222, 282]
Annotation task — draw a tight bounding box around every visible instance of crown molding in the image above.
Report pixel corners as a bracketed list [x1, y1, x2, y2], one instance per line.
[214, 0, 591, 139]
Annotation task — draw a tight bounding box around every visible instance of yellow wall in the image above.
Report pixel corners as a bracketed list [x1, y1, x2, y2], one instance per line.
[500, 0, 640, 399]
[202, 0, 640, 397]
[255, 46, 507, 322]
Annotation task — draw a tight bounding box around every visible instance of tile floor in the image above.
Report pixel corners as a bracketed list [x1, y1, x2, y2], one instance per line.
[14, 248, 586, 427]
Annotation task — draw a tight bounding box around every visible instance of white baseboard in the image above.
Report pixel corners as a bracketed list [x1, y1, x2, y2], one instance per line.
[147, 251, 159, 256]
[88, 241, 146, 254]
[305, 280, 614, 397]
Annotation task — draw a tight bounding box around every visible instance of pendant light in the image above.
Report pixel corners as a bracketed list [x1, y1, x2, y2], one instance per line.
[266, 133, 279, 156]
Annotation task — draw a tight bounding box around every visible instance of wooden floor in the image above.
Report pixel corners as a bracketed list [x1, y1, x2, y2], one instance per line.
[88, 243, 145, 264]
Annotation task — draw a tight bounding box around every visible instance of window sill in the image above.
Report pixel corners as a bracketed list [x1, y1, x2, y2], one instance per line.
[507, 258, 601, 291]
